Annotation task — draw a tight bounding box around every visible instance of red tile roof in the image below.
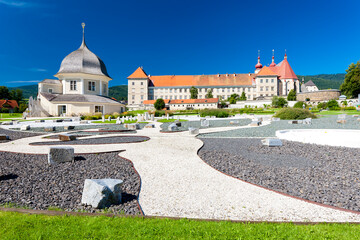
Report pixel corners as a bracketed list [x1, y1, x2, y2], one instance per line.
[143, 98, 218, 105]
[0, 100, 19, 109]
[270, 58, 298, 80]
[257, 66, 278, 76]
[128, 67, 148, 79]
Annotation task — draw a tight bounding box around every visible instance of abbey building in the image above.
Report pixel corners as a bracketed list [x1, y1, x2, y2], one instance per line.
[127, 53, 300, 108]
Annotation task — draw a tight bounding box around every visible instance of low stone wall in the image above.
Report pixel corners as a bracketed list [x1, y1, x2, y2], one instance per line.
[297, 90, 340, 102]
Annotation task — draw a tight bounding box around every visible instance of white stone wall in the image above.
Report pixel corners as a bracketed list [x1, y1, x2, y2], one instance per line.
[169, 102, 218, 110]
[39, 83, 63, 94]
[256, 77, 278, 98]
[128, 79, 148, 105]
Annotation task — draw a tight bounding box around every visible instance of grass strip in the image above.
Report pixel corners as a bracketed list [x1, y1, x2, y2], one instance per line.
[1, 212, 360, 239]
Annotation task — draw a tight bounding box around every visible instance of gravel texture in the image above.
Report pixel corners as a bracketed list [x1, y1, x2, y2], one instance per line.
[0, 128, 43, 142]
[160, 119, 252, 131]
[199, 115, 360, 138]
[198, 137, 360, 212]
[30, 136, 150, 146]
[0, 151, 141, 215]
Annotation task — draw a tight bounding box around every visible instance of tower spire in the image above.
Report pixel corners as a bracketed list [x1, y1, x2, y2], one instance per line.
[284, 49, 287, 59]
[270, 49, 276, 67]
[81, 22, 86, 48]
[255, 50, 263, 73]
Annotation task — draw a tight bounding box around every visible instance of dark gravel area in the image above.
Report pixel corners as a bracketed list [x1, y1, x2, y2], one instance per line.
[30, 136, 150, 145]
[0, 151, 141, 215]
[160, 119, 252, 131]
[0, 128, 43, 142]
[199, 115, 360, 138]
[198, 138, 360, 212]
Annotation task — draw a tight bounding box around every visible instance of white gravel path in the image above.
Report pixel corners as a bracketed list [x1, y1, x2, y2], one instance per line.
[2, 120, 360, 221]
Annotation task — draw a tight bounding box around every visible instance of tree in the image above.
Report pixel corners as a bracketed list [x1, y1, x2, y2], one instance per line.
[340, 61, 360, 98]
[239, 92, 247, 101]
[272, 96, 288, 108]
[0, 86, 10, 99]
[287, 89, 296, 101]
[205, 89, 213, 98]
[228, 93, 239, 104]
[9, 89, 23, 103]
[190, 86, 198, 99]
[327, 99, 340, 110]
[154, 98, 165, 110]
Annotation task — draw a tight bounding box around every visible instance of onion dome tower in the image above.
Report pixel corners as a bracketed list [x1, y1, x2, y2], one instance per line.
[269, 49, 276, 67]
[255, 50, 263, 74]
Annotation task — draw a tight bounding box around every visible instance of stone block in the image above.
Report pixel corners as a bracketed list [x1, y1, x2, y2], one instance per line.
[2, 121, 13, 125]
[81, 179, 123, 209]
[20, 125, 30, 131]
[80, 120, 88, 124]
[261, 138, 283, 147]
[337, 120, 346, 124]
[127, 123, 140, 130]
[288, 120, 299, 124]
[250, 121, 260, 126]
[303, 118, 312, 124]
[58, 134, 76, 141]
[64, 125, 75, 131]
[174, 120, 181, 127]
[63, 119, 73, 122]
[44, 126, 56, 132]
[188, 127, 199, 135]
[230, 121, 239, 125]
[35, 120, 45, 123]
[0, 134, 9, 140]
[53, 119, 63, 123]
[48, 146, 74, 164]
[144, 123, 155, 128]
[168, 123, 178, 131]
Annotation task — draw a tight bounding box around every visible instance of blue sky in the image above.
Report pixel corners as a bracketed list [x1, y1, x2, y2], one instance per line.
[0, 0, 359, 87]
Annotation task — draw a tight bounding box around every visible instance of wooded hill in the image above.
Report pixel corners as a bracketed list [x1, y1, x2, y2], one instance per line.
[9, 74, 345, 100]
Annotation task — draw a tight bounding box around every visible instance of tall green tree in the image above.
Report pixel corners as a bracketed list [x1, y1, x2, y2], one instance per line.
[154, 98, 165, 110]
[10, 89, 23, 103]
[190, 86, 198, 99]
[0, 86, 10, 99]
[287, 89, 296, 101]
[205, 89, 213, 98]
[239, 92, 247, 101]
[272, 96, 288, 108]
[340, 61, 360, 98]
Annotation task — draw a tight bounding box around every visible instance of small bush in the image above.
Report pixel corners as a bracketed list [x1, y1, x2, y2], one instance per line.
[327, 100, 340, 110]
[199, 109, 229, 118]
[273, 108, 317, 120]
[272, 96, 288, 108]
[316, 102, 327, 110]
[154, 99, 165, 110]
[293, 101, 307, 109]
[154, 110, 174, 117]
[344, 106, 356, 111]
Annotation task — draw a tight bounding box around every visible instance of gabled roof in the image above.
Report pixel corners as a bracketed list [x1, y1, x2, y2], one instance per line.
[143, 98, 219, 105]
[0, 100, 18, 109]
[274, 58, 298, 80]
[304, 80, 316, 87]
[149, 74, 253, 87]
[128, 67, 149, 79]
[257, 66, 278, 76]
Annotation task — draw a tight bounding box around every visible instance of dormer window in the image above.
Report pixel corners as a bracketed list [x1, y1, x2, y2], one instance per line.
[70, 81, 77, 91]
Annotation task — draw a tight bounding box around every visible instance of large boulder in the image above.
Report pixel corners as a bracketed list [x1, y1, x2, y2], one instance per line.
[261, 138, 282, 147]
[168, 123, 178, 131]
[188, 127, 199, 135]
[127, 123, 140, 130]
[174, 120, 182, 127]
[48, 146, 74, 164]
[44, 126, 56, 132]
[144, 123, 155, 128]
[64, 125, 75, 131]
[81, 179, 123, 209]
[20, 125, 30, 131]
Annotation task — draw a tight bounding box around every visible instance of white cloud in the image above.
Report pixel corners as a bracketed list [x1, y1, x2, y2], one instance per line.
[7, 80, 41, 83]
[28, 68, 47, 72]
[0, 0, 37, 8]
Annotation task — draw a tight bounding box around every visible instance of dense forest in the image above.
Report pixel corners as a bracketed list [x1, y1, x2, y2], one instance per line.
[9, 74, 346, 101]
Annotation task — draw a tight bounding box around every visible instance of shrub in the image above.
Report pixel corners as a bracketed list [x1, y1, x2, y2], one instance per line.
[293, 101, 307, 109]
[272, 96, 288, 108]
[287, 89, 296, 101]
[273, 108, 317, 120]
[199, 109, 229, 118]
[154, 99, 165, 110]
[327, 99, 340, 110]
[317, 102, 327, 110]
[154, 110, 174, 117]
[344, 106, 356, 110]
[0, 107, 10, 113]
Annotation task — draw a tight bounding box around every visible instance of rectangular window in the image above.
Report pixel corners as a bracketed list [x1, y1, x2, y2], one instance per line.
[179, 89, 182, 93]
[141, 95, 144, 100]
[271, 87, 274, 91]
[260, 79, 263, 83]
[103, 84, 107, 94]
[174, 89, 177, 93]
[132, 95, 135, 100]
[227, 88, 230, 92]
[132, 88, 135, 93]
[165, 95, 168, 99]
[180, 96, 182, 99]
[271, 79, 274, 83]
[48, 88, 53, 93]
[260, 87, 263, 91]
[141, 82, 143, 85]
[266, 79, 269, 83]
[174, 96, 177, 99]
[88, 81, 95, 91]
[132, 82, 135, 85]
[95, 106, 103, 113]
[70, 81, 77, 91]
[141, 88, 144, 93]
[170, 89, 173, 93]
[266, 87, 269, 91]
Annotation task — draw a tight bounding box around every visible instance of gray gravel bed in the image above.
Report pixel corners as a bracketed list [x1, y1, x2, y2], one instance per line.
[160, 119, 252, 131]
[198, 138, 360, 212]
[30, 136, 150, 145]
[0, 128, 43, 142]
[0, 151, 141, 215]
[199, 115, 360, 138]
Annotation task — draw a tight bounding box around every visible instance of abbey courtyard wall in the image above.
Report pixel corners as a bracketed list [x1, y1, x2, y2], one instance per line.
[297, 90, 340, 102]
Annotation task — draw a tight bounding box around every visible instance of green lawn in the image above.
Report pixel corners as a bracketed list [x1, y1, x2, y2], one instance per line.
[157, 119, 188, 123]
[127, 110, 149, 114]
[317, 110, 360, 115]
[0, 113, 23, 119]
[0, 212, 359, 239]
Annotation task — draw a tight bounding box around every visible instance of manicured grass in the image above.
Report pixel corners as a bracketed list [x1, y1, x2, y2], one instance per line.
[127, 110, 148, 114]
[317, 110, 360, 115]
[0, 113, 23, 119]
[0, 212, 360, 239]
[157, 119, 188, 123]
